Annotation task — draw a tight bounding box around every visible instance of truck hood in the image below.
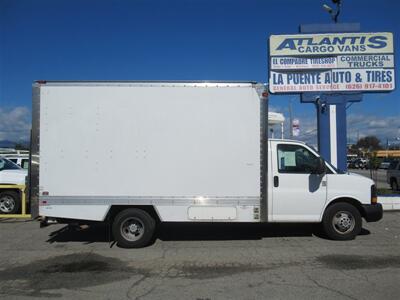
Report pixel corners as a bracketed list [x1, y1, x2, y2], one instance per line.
[347, 172, 374, 185]
[348, 171, 371, 178]
[0, 169, 27, 184]
[328, 172, 374, 205]
[347, 172, 364, 177]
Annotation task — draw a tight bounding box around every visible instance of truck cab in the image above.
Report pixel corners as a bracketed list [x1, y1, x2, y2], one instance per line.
[269, 139, 382, 240]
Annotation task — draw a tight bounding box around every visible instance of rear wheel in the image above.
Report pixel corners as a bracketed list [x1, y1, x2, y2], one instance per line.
[112, 208, 156, 248]
[0, 191, 20, 214]
[322, 203, 362, 240]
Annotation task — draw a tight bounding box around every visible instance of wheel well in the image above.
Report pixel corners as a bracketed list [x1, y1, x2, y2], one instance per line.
[105, 205, 161, 224]
[325, 198, 366, 219]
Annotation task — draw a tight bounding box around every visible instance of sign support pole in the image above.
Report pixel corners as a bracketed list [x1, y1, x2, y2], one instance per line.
[310, 93, 361, 171]
[300, 23, 363, 171]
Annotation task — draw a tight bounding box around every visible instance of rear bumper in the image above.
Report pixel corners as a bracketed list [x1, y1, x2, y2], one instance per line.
[362, 203, 383, 222]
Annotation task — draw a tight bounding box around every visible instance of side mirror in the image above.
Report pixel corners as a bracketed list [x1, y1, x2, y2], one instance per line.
[313, 157, 326, 175]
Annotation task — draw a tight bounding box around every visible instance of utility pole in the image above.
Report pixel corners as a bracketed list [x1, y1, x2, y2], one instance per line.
[356, 130, 359, 143]
[386, 138, 389, 158]
[289, 100, 293, 138]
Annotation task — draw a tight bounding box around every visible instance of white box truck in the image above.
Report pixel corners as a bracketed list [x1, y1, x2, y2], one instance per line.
[30, 81, 382, 248]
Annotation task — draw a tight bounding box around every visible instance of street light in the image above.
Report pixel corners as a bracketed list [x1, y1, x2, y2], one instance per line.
[323, 4, 333, 14]
[323, 0, 342, 23]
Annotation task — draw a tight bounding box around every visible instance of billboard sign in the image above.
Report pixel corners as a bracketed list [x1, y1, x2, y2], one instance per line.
[292, 119, 300, 137]
[271, 55, 394, 70]
[269, 32, 395, 93]
[270, 32, 393, 56]
[270, 69, 394, 93]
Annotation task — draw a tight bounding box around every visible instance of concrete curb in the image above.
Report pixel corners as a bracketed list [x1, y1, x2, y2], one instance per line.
[378, 196, 400, 211]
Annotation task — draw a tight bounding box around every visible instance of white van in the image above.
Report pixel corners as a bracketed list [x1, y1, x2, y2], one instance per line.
[0, 157, 27, 214]
[31, 81, 383, 247]
[4, 155, 30, 170]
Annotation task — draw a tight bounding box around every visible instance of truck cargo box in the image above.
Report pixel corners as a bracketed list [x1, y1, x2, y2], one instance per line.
[31, 81, 267, 220]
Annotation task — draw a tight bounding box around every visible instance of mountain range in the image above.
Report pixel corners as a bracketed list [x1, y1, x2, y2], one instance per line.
[0, 140, 30, 149]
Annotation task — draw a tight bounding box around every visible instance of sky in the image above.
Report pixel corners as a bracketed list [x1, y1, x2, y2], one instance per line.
[0, 0, 399, 146]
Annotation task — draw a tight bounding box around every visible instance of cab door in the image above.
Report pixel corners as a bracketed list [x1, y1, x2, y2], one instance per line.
[271, 142, 327, 222]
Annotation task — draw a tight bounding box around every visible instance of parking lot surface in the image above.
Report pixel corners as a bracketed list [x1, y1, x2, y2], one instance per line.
[0, 212, 399, 300]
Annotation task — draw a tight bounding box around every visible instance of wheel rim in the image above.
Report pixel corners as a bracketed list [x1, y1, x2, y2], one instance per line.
[120, 217, 145, 241]
[332, 211, 355, 234]
[0, 195, 16, 213]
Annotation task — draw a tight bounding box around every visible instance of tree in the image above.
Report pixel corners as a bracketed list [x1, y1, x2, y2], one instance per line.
[354, 136, 382, 151]
[15, 143, 29, 150]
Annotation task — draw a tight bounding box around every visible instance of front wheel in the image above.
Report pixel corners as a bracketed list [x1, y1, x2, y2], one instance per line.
[112, 208, 156, 248]
[0, 191, 20, 214]
[322, 203, 362, 240]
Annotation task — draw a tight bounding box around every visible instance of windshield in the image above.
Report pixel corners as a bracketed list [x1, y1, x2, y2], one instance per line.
[305, 143, 345, 174]
[0, 157, 22, 171]
[324, 160, 345, 174]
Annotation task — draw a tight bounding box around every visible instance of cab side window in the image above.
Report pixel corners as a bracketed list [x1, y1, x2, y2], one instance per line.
[277, 144, 319, 174]
[22, 159, 29, 169]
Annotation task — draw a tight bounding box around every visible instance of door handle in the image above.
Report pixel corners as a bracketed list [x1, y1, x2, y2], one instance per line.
[274, 176, 279, 187]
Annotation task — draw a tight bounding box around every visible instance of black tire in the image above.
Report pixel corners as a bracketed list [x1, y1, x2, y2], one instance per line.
[112, 209, 156, 248]
[391, 179, 399, 191]
[322, 203, 362, 240]
[0, 191, 20, 214]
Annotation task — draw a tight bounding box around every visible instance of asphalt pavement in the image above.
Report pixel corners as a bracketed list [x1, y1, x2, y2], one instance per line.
[0, 213, 399, 300]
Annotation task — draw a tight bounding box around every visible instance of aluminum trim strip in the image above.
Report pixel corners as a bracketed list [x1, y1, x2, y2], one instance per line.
[33, 81, 259, 88]
[30, 85, 41, 218]
[260, 90, 268, 222]
[40, 196, 261, 206]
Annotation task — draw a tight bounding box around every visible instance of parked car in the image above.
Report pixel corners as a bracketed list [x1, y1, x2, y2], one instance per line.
[348, 158, 369, 169]
[0, 157, 27, 214]
[346, 158, 353, 169]
[379, 160, 392, 169]
[4, 155, 29, 170]
[387, 160, 400, 191]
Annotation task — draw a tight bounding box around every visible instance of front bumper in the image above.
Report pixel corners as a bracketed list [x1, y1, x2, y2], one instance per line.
[362, 203, 383, 222]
